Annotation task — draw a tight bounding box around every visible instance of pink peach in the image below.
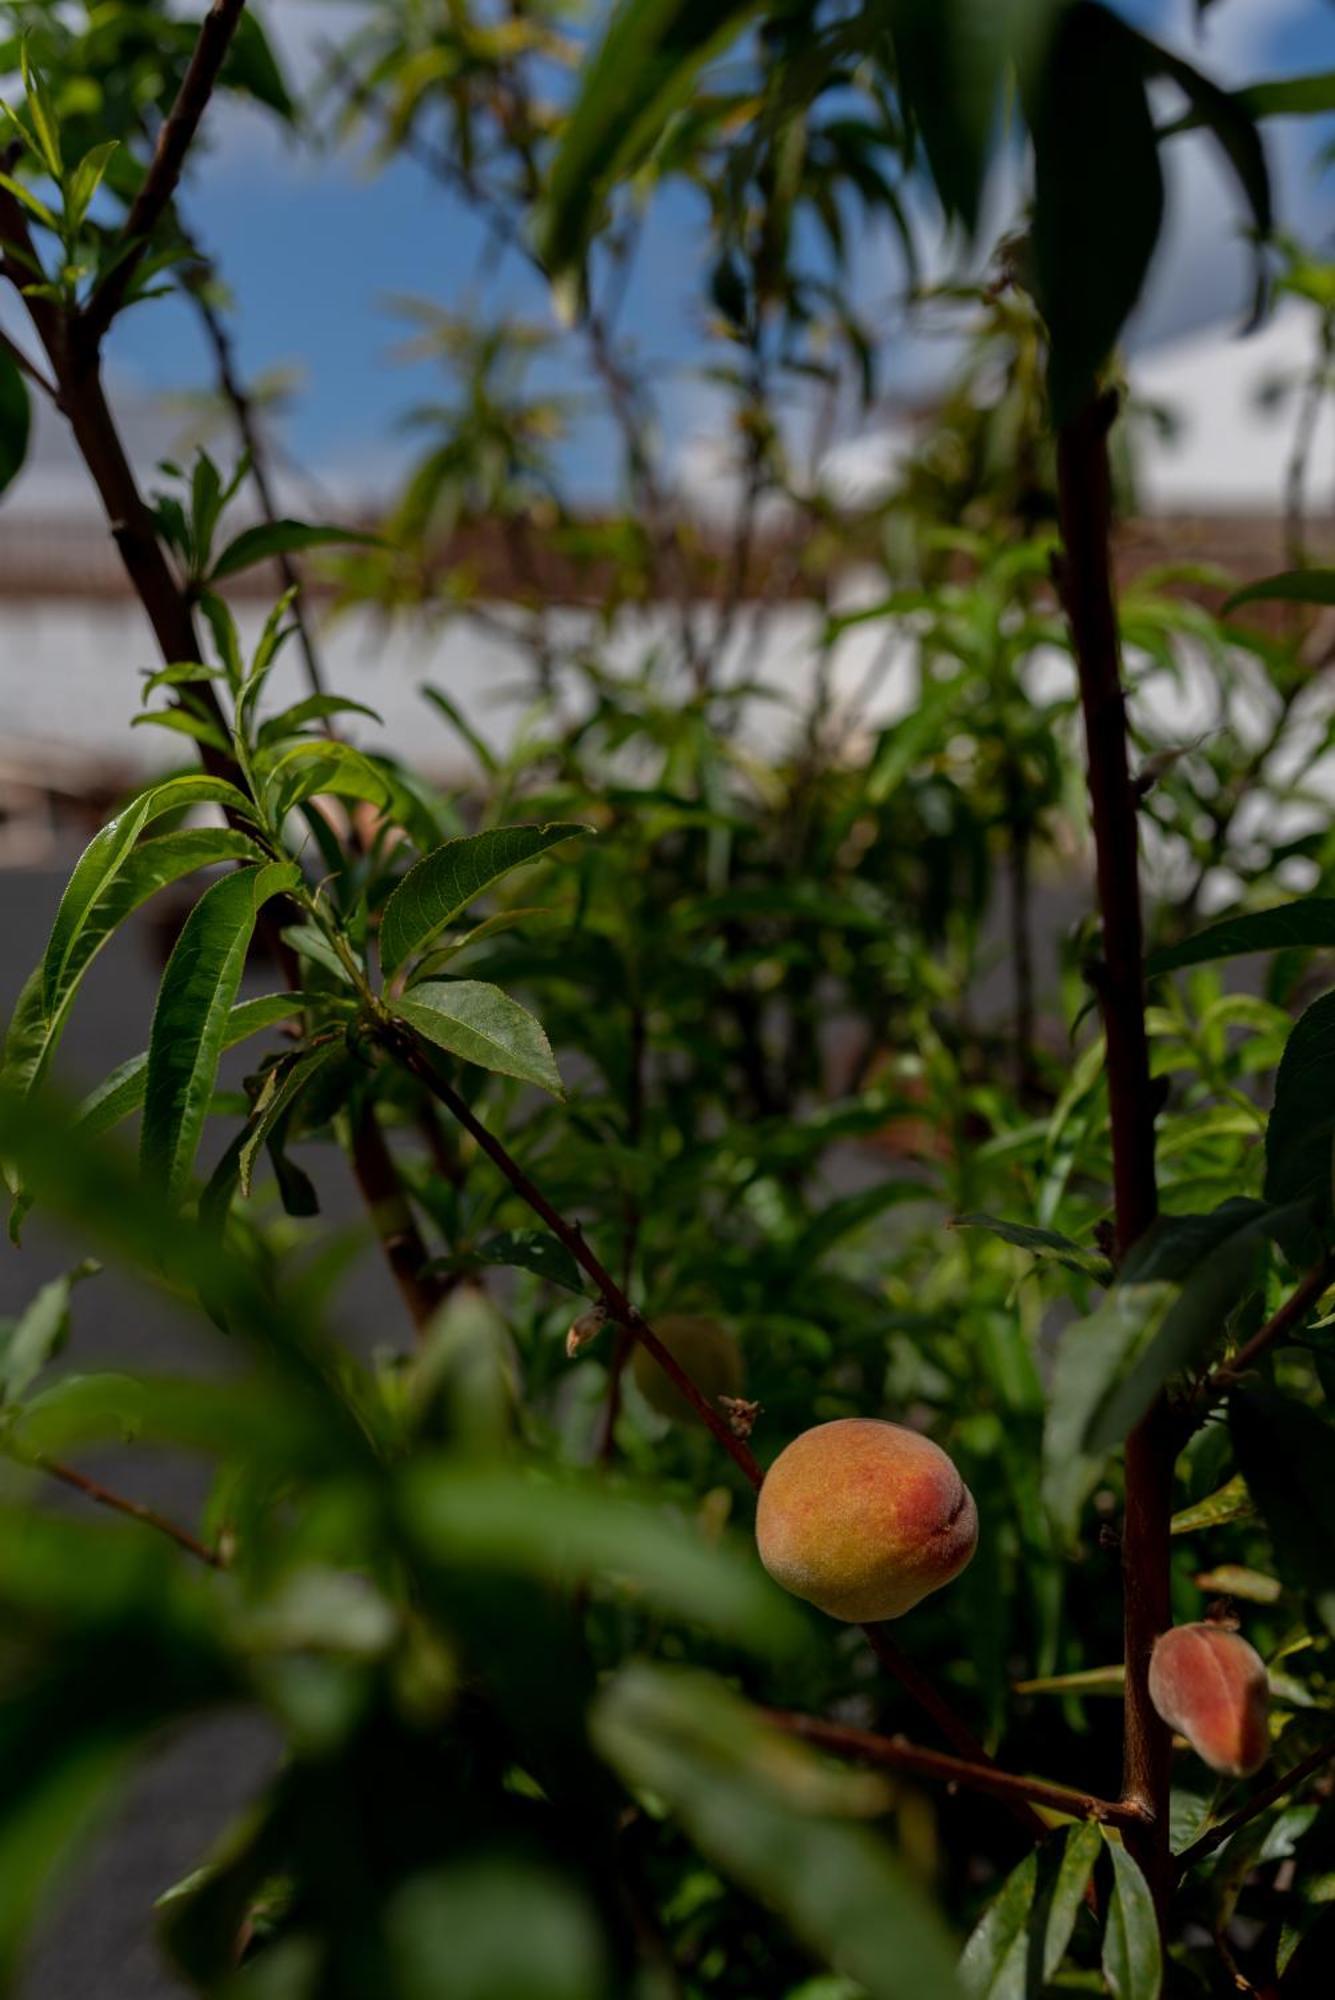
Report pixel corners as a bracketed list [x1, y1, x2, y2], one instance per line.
[1148, 1623, 1270, 1778]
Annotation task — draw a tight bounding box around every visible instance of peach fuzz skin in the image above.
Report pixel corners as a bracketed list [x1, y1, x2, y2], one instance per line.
[1148, 1623, 1270, 1778]
[754, 1418, 978, 1623]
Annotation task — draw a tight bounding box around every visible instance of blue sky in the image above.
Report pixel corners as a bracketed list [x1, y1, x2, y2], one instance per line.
[98, 0, 1335, 500]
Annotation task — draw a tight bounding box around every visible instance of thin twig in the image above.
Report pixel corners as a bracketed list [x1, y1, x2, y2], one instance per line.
[390, 1033, 762, 1481]
[83, 0, 251, 346]
[765, 1709, 1147, 1828]
[0, 326, 56, 400]
[1055, 391, 1170, 1905]
[1175, 1738, 1335, 1873]
[1192, 1258, 1335, 1416]
[40, 1457, 224, 1567]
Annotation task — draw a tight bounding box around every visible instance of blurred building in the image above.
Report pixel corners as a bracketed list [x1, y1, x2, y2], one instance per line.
[0, 302, 1330, 863]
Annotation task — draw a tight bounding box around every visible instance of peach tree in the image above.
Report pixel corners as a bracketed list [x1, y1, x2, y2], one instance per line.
[2, 3, 1335, 1995]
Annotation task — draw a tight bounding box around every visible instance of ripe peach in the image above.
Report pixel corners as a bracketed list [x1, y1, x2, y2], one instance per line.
[632, 1314, 744, 1427]
[754, 1418, 978, 1622]
[1148, 1623, 1270, 1777]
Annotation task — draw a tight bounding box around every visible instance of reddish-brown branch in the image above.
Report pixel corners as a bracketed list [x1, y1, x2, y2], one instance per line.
[1174, 1738, 1335, 1873]
[1055, 393, 1170, 1907]
[765, 1710, 1148, 1829]
[392, 1035, 763, 1484]
[349, 1100, 449, 1334]
[41, 1458, 223, 1567]
[1195, 1258, 1334, 1411]
[82, 0, 252, 346]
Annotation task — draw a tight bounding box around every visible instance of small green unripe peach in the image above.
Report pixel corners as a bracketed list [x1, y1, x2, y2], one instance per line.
[1148, 1623, 1270, 1778]
[631, 1314, 744, 1427]
[755, 1418, 978, 1623]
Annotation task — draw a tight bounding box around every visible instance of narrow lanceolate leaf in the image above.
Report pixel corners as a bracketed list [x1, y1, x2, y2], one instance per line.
[141, 864, 299, 1202]
[395, 981, 563, 1098]
[1083, 1200, 1295, 1453]
[953, 1213, 1112, 1282]
[0, 342, 31, 498]
[1101, 1834, 1162, 1998]
[41, 776, 260, 1017]
[71, 995, 308, 1144]
[1265, 991, 1335, 1215]
[960, 1822, 1101, 1998]
[3, 829, 264, 1108]
[236, 1043, 341, 1199]
[208, 519, 380, 584]
[379, 823, 589, 976]
[1027, 3, 1164, 421]
[264, 741, 390, 823]
[1226, 568, 1335, 613]
[0, 1261, 97, 1406]
[1148, 901, 1335, 977]
[1171, 1474, 1254, 1535]
[536, 0, 762, 278]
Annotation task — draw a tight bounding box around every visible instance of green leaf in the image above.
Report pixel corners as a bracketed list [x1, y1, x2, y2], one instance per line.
[1265, 991, 1335, 1215]
[403, 1468, 803, 1655]
[237, 1044, 341, 1200]
[66, 139, 117, 230]
[953, 1213, 1113, 1282]
[1148, 901, 1335, 976]
[256, 693, 383, 745]
[19, 41, 61, 179]
[265, 741, 390, 822]
[1028, 3, 1165, 421]
[41, 775, 259, 1018]
[1083, 1201, 1293, 1452]
[395, 981, 563, 1098]
[0, 1260, 96, 1405]
[1225, 569, 1335, 613]
[1231, 1385, 1335, 1634]
[889, 3, 1059, 236]
[591, 1665, 962, 1999]
[535, 0, 762, 279]
[1237, 71, 1335, 120]
[420, 683, 499, 775]
[3, 828, 263, 1122]
[380, 823, 589, 975]
[475, 1230, 585, 1294]
[389, 1860, 609, 2000]
[141, 863, 299, 1201]
[72, 995, 308, 1145]
[0, 1740, 134, 1990]
[959, 1821, 1102, 1997]
[209, 520, 380, 584]
[1045, 1284, 1169, 1539]
[222, 10, 297, 122]
[0, 168, 59, 231]
[0, 341, 30, 497]
[1171, 1473, 1254, 1535]
[1100, 1833, 1162, 2000]
[1142, 36, 1270, 314]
